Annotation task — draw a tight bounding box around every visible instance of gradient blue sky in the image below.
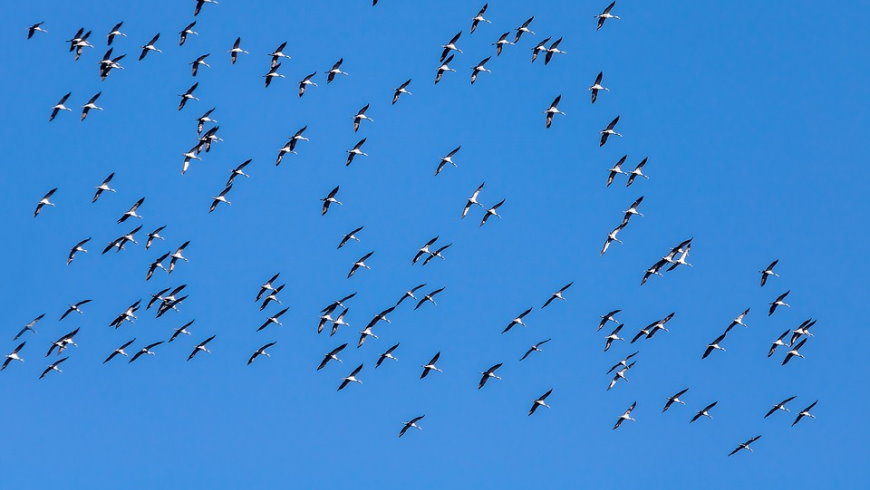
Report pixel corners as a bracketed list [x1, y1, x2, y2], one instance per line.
[2, 1, 867, 488]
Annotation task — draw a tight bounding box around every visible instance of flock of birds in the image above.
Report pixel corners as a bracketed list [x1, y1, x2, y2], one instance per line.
[15, 1, 820, 451]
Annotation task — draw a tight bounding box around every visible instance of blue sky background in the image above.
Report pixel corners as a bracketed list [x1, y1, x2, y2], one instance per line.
[2, 1, 867, 488]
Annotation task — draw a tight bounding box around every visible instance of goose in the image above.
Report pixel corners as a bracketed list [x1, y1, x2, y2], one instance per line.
[179, 21, 197, 46]
[139, 33, 162, 60]
[420, 352, 443, 378]
[601, 224, 626, 255]
[530, 37, 551, 62]
[529, 389, 553, 416]
[348, 252, 374, 278]
[330, 309, 351, 336]
[608, 362, 636, 390]
[107, 22, 125, 45]
[520, 338, 551, 361]
[396, 284, 426, 307]
[399, 416, 425, 437]
[544, 95, 565, 128]
[599, 115, 622, 146]
[226, 159, 251, 186]
[317, 343, 347, 370]
[46, 328, 80, 356]
[621, 196, 644, 224]
[607, 155, 628, 187]
[613, 401, 637, 430]
[338, 226, 365, 249]
[792, 400, 817, 426]
[228, 37, 248, 64]
[169, 241, 191, 273]
[67, 238, 91, 265]
[480, 199, 505, 226]
[187, 335, 216, 361]
[782, 338, 807, 365]
[604, 324, 624, 352]
[256, 273, 281, 301]
[470, 4, 491, 33]
[413, 236, 440, 264]
[80, 92, 103, 121]
[298, 72, 317, 97]
[326, 58, 348, 83]
[168, 320, 195, 342]
[129, 341, 164, 363]
[768, 290, 791, 316]
[728, 435, 762, 456]
[478, 363, 503, 389]
[257, 307, 289, 332]
[415, 287, 445, 310]
[263, 63, 285, 87]
[338, 364, 364, 391]
[440, 32, 462, 61]
[607, 351, 638, 374]
[462, 182, 486, 218]
[768, 329, 791, 357]
[663, 388, 689, 412]
[190, 54, 210, 76]
[49, 92, 73, 121]
[194, 0, 219, 16]
[27, 22, 48, 39]
[353, 104, 374, 132]
[764, 396, 797, 418]
[209, 185, 233, 212]
[690, 401, 718, 423]
[503, 307, 533, 334]
[597, 309, 622, 331]
[513, 16, 535, 43]
[247, 342, 276, 365]
[702, 332, 727, 359]
[392, 79, 412, 104]
[92, 172, 117, 202]
[626, 157, 649, 186]
[589, 71, 609, 103]
[13, 315, 44, 341]
[258, 283, 284, 311]
[109, 300, 140, 328]
[435, 55, 456, 84]
[544, 37, 566, 64]
[789, 318, 816, 346]
[103, 338, 136, 363]
[60, 300, 92, 321]
[760, 259, 780, 286]
[493, 32, 514, 56]
[196, 108, 218, 134]
[268, 41, 291, 67]
[39, 357, 68, 379]
[2, 342, 26, 371]
[596, 2, 620, 30]
[34, 188, 57, 217]
[117, 197, 145, 223]
[376, 343, 400, 367]
[345, 138, 368, 166]
[470, 57, 492, 84]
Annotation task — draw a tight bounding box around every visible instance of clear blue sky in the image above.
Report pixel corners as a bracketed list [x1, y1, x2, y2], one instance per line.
[2, 1, 867, 488]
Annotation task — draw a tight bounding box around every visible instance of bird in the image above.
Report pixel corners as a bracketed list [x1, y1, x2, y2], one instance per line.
[268, 41, 291, 67]
[103, 225, 143, 254]
[365, 307, 395, 331]
[187, 335, 216, 361]
[422, 243, 452, 266]
[503, 307, 533, 334]
[396, 284, 426, 307]
[190, 54, 210, 76]
[226, 159, 251, 187]
[513, 16, 535, 43]
[663, 388, 689, 412]
[376, 343, 400, 368]
[608, 362, 636, 390]
[168, 241, 191, 273]
[768, 290, 791, 316]
[792, 400, 818, 426]
[103, 339, 136, 364]
[257, 307, 289, 332]
[318, 343, 348, 370]
[27, 22, 48, 39]
[45, 328, 80, 356]
[2, 342, 26, 371]
[470, 57, 492, 84]
[263, 63, 285, 88]
[767, 329, 791, 357]
[620, 197, 645, 225]
[345, 138, 368, 166]
[470, 4, 491, 33]
[760, 259, 780, 287]
[66, 27, 85, 52]
[520, 339, 551, 361]
[80, 92, 103, 121]
[728, 435, 762, 456]
[691, 401, 718, 423]
[109, 300, 140, 328]
[168, 320, 195, 342]
[604, 324, 624, 352]
[209, 185, 233, 213]
[92, 173, 117, 202]
[49, 93, 72, 121]
[727, 308, 751, 330]
[338, 364, 364, 391]
[478, 363, 503, 389]
[413, 236, 440, 264]
[461, 182, 485, 218]
[626, 157, 649, 186]
[327, 308, 350, 336]
[599, 116, 622, 146]
[298, 72, 318, 97]
[606, 352, 638, 375]
[129, 341, 163, 363]
[601, 223, 626, 255]
[493, 32, 515, 56]
[392, 79, 412, 104]
[39, 357, 68, 379]
[434, 146, 464, 177]
[117, 197, 145, 223]
[440, 32, 463, 61]
[228, 37, 248, 64]
[399, 416, 425, 437]
[641, 312, 676, 341]
[415, 287, 445, 310]
[613, 401, 637, 430]
[529, 389, 553, 416]
[71, 30, 94, 60]
[606, 155, 628, 187]
[179, 21, 197, 45]
[256, 273, 281, 301]
[544, 37, 566, 64]
[258, 283, 284, 311]
[764, 396, 797, 418]
[348, 252, 374, 278]
[480, 199, 505, 226]
[530, 37, 551, 62]
[352, 104, 374, 132]
[702, 332, 728, 359]
[34, 188, 57, 217]
[139, 33, 162, 60]
[357, 326, 379, 348]
[146, 226, 167, 251]
[178, 83, 200, 110]
[589, 71, 609, 103]
[194, 0, 219, 16]
[597, 309, 621, 331]
[106, 22, 125, 45]
[596, 2, 620, 30]
[13, 314, 45, 341]
[326, 58, 348, 83]
[60, 299, 92, 321]
[67, 237, 91, 265]
[247, 342, 276, 365]
[338, 226, 365, 249]
[544, 95, 565, 128]
[542, 282, 573, 308]
[789, 318, 816, 346]
[782, 338, 807, 365]
[435, 55, 456, 84]
[420, 352, 443, 379]
[196, 108, 218, 134]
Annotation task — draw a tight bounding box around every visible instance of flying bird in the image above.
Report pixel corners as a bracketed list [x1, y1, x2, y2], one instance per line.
[470, 57, 492, 84]
[345, 138, 368, 166]
[39, 357, 68, 379]
[420, 352, 443, 379]
[352, 104, 374, 132]
[422, 243, 451, 266]
[67, 237, 91, 265]
[60, 299, 92, 321]
[606, 155, 628, 187]
[399, 415, 425, 437]
[728, 435, 762, 456]
[392, 79, 412, 104]
[247, 342, 276, 365]
[596, 2, 621, 30]
[103, 338, 136, 363]
[478, 363, 503, 389]
[480, 199, 505, 226]
[396, 284, 426, 307]
[792, 400, 817, 426]
[117, 197, 145, 223]
[597, 309, 621, 331]
[782, 338, 807, 365]
[209, 185, 233, 212]
[13, 314, 45, 341]
[226, 159, 251, 187]
[544, 37, 567, 64]
[589, 71, 608, 103]
[92, 173, 117, 202]
[462, 182, 485, 218]
[263, 63, 285, 87]
[80, 92, 103, 121]
[764, 396, 797, 418]
[663, 388, 689, 412]
[129, 341, 163, 363]
[139, 33, 161, 60]
[34, 188, 57, 217]
[613, 401, 637, 430]
[2, 342, 26, 371]
[502, 307, 533, 334]
[179, 21, 197, 45]
[194, 0, 219, 16]
[256, 273, 281, 301]
[257, 307, 289, 332]
[107, 22, 126, 45]
[326, 58, 348, 83]
[528, 389, 553, 416]
[187, 335, 216, 361]
[376, 343, 399, 368]
[702, 332, 727, 359]
[168, 320, 195, 342]
[760, 259, 780, 287]
[691, 401, 718, 423]
[768, 290, 791, 316]
[347, 252, 374, 278]
[530, 37, 551, 62]
[789, 318, 816, 346]
[318, 343, 348, 370]
[513, 16, 535, 43]
[413, 236, 440, 264]
[493, 32, 514, 56]
[626, 157, 649, 186]
[337, 364, 364, 391]
[414, 287, 445, 310]
[520, 338, 551, 361]
[608, 362, 636, 390]
[542, 282, 573, 308]
[27, 22, 48, 39]
[338, 226, 365, 249]
[45, 328, 80, 356]
[435, 55, 456, 84]
[470, 4, 491, 33]
[190, 54, 210, 76]
[169, 241, 191, 273]
[440, 32, 463, 61]
[604, 324, 624, 352]
[49, 93, 72, 121]
[298, 72, 318, 97]
[599, 116, 622, 146]
[544, 95, 565, 128]
[768, 329, 791, 357]
[229, 37, 248, 63]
